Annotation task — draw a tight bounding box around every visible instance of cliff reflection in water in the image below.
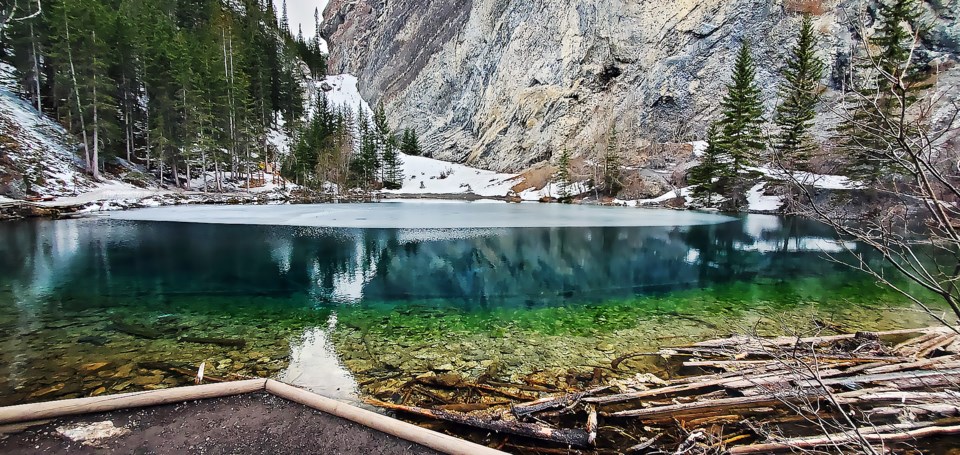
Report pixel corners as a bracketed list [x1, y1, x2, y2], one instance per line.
[0, 215, 865, 312]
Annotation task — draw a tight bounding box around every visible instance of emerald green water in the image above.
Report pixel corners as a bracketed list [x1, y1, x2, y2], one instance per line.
[0, 208, 943, 405]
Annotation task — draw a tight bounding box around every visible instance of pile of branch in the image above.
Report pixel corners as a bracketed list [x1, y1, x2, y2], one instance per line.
[370, 326, 960, 453]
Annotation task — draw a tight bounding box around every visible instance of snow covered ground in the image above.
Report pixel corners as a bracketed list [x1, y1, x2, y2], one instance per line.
[320, 74, 372, 117]
[0, 62, 150, 202]
[385, 153, 522, 197]
[633, 166, 862, 213]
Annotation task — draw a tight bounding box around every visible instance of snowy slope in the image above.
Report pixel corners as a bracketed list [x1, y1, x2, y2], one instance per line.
[386, 153, 523, 197]
[0, 86, 105, 197]
[321, 74, 372, 117]
[0, 63, 153, 201]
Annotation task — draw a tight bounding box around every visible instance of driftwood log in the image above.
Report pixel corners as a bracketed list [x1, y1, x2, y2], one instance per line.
[370, 326, 960, 453]
[369, 399, 592, 447]
[178, 336, 247, 348]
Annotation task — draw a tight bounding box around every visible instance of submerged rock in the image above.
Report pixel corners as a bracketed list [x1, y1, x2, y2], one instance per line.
[28, 383, 65, 399]
[77, 336, 110, 346]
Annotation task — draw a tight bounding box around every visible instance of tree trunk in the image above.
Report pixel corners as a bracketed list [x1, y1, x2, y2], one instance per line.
[29, 22, 41, 112]
[91, 33, 100, 181]
[63, 12, 91, 175]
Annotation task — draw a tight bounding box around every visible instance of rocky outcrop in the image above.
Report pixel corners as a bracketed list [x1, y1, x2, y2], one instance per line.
[323, 0, 959, 172]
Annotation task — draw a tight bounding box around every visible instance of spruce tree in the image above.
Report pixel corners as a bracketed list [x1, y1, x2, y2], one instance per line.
[842, 0, 927, 183]
[381, 134, 404, 190]
[400, 128, 422, 156]
[556, 148, 572, 198]
[280, 0, 290, 34]
[689, 125, 732, 208]
[719, 41, 766, 174]
[602, 126, 623, 196]
[774, 15, 826, 171]
[4, 0, 329, 192]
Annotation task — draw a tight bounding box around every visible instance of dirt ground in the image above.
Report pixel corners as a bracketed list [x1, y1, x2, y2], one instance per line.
[0, 393, 442, 454]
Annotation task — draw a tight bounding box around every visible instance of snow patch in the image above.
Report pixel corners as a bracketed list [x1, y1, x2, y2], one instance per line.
[0, 83, 144, 199]
[691, 141, 708, 158]
[385, 153, 522, 198]
[56, 421, 130, 445]
[747, 183, 783, 213]
[321, 74, 372, 118]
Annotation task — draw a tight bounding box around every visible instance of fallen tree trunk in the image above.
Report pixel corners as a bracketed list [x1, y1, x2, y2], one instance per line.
[369, 399, 592, 447]
[139, 361, 228, 383]
[604, 394, 792, 419]
[692, 327, 958, 350]
[728, 424, 960, 454]
[178, 336, 247, 348]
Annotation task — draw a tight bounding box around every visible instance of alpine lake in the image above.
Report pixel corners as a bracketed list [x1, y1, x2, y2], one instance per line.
[0, 202, 945, 407]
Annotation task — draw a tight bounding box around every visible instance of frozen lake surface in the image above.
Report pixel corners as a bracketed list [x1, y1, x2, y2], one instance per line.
[102, 200, 734, 228]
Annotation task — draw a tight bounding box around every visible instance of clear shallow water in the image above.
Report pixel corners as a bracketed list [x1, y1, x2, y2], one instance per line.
[0, 203, 942, 405]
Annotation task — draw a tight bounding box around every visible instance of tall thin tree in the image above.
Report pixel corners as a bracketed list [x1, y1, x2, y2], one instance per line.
[774, 15, 826, 171]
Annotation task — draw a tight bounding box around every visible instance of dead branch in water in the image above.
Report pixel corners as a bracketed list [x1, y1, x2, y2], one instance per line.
[368, 399, 593, 447]
[369, 326, 960, 453]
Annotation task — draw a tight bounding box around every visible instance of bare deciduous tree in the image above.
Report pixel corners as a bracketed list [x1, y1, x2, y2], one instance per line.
[785, 10, 960, 326]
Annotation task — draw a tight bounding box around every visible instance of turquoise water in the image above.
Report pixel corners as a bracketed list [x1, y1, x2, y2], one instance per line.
[0, 205, 942, 405]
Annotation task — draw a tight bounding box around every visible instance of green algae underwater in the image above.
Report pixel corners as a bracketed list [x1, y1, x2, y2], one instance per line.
[0, 210, 946, 406]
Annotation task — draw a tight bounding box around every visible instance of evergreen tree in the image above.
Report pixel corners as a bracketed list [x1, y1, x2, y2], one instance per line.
[6, 0, 45, 112]
[774, 15, 825, 170]
[689, 125, 732, 208]
[602, 125, 623, 196]
[400, 128, 422, 156]
[381, 134, 404, 190]
[842, 0, 927, 183]
[280, 0, 290, 34]
[0, 0, 349, 192]
[556, 148, 572, 198]
[350, 111, 380, 188]
[719, 41, 766, 175]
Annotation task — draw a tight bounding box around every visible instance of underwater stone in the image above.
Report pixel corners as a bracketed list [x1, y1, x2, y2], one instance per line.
[131, 375, 162, 386]
[28, 383, 65, 399]
[111, 381, 133, 391]
[113, 364, 134, 377]
[79, 362, 110, 373]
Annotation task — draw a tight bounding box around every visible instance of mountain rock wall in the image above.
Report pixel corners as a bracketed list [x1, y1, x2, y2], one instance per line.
[323, 0, 959, 172]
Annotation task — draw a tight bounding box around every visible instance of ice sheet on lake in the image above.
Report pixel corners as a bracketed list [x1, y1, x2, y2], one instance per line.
[102, 200, 735, 229]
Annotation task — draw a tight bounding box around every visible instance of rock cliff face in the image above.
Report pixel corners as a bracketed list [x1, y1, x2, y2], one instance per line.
[323, 0, 959, 172]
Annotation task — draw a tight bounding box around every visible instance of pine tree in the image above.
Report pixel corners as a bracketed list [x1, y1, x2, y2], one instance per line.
[4, 0, 320, 193]
[400, 128, 422, 156]
[774, 15, 825, 170]
[602, 125, 623, 196]
[720, 42, 765, 173]
[6, 0, 45, 112]
[556, 148, 572, 198]
[842, 0, 927, 183]
[382, 134, 404, 190]
[689, 125, 732, 208]
[280, 0, 290, 34]
[350, 111, 380, 188]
